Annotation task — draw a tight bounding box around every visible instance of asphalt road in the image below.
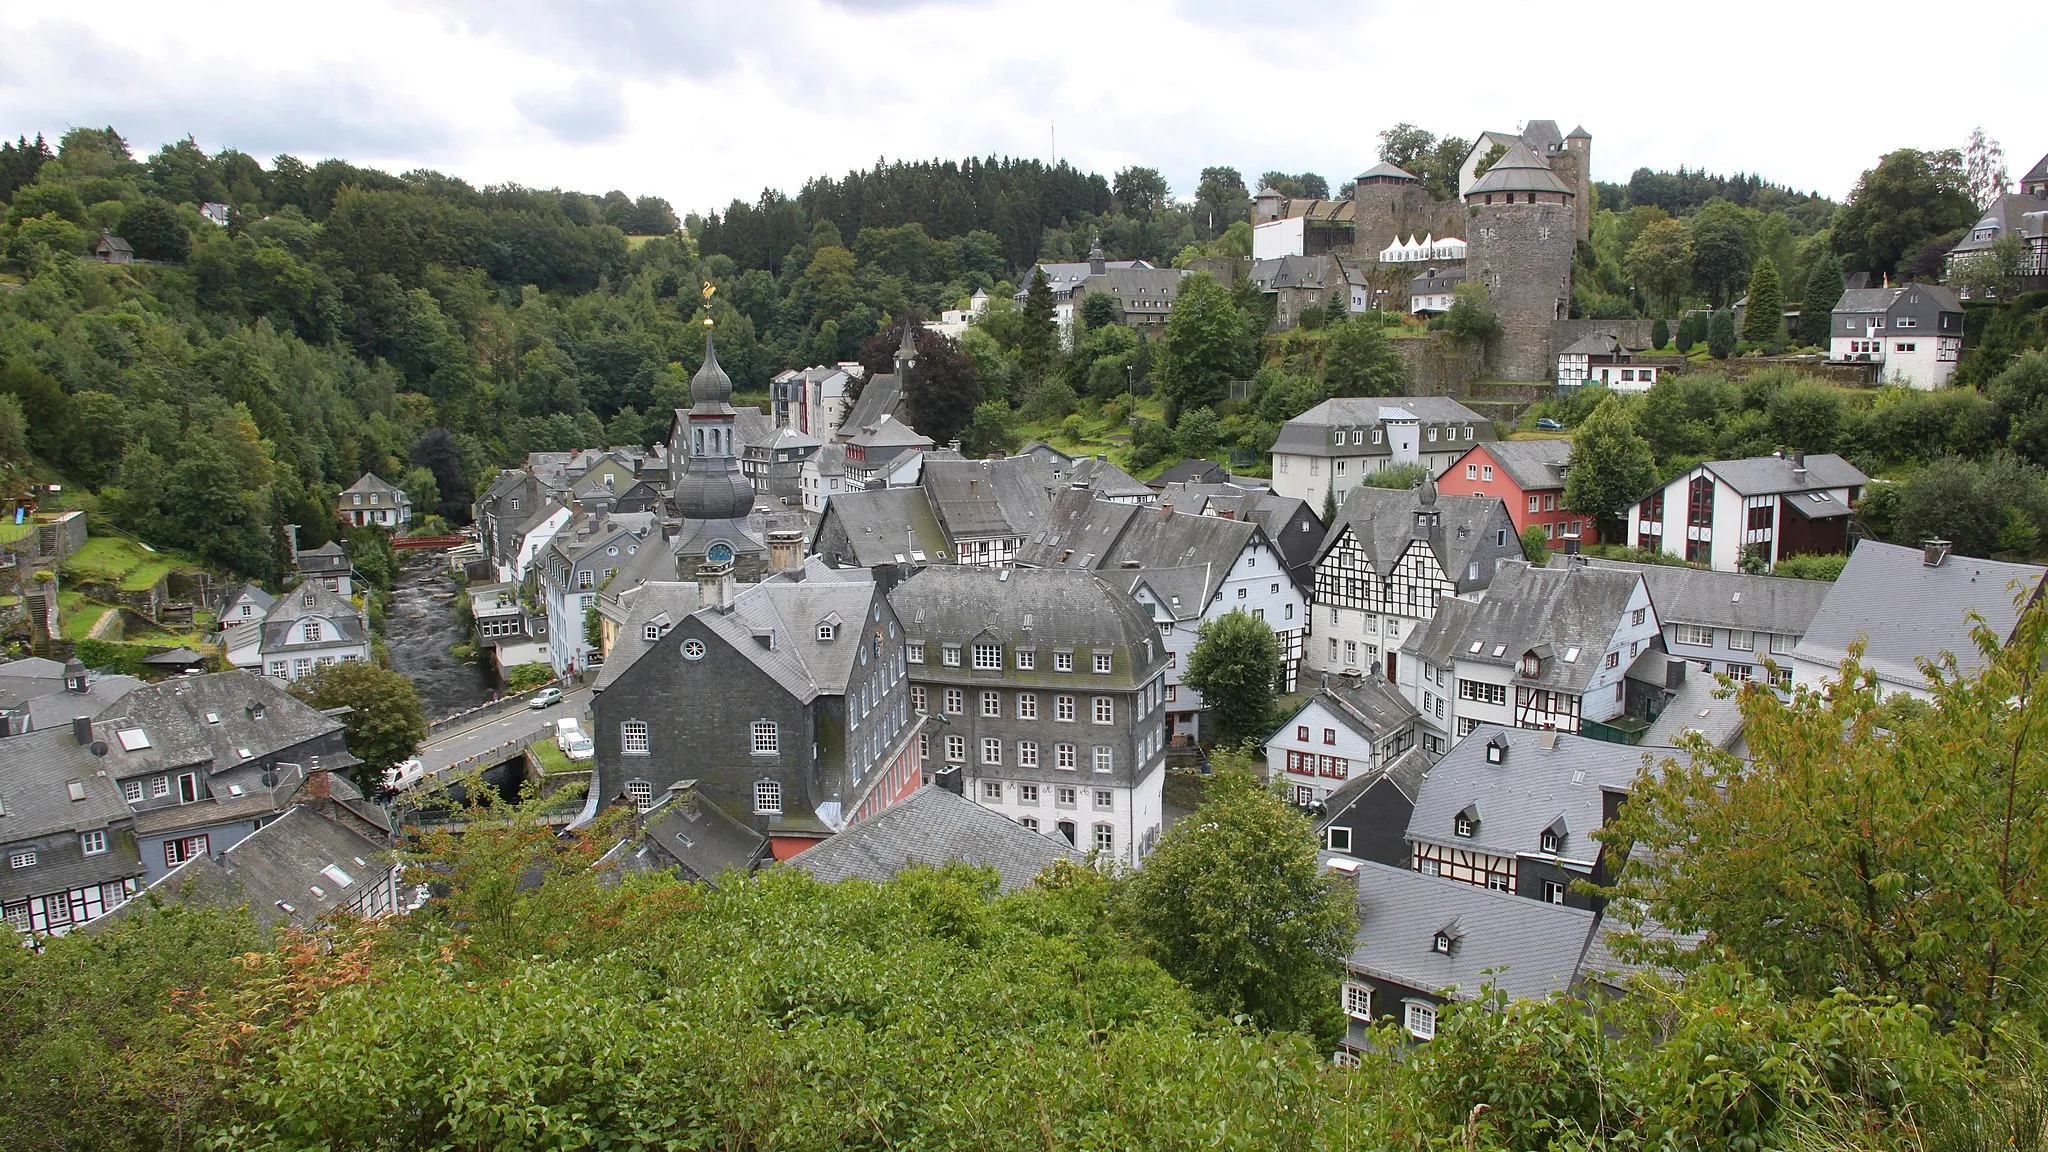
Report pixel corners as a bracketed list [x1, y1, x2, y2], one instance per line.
[417, 686, 592, 778]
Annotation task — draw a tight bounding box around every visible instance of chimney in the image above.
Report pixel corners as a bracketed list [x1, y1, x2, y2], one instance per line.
[71, 716, 92, 745]
[1792, 451, 1808, 484]
[1160, 503, 1174, 518]
[303, 762, 331, 798]
[1563, 534, 1581, 556]
[673, 779, 699, 816]
[698, 559, 735, 610]
[1922, 539, 1952, 568]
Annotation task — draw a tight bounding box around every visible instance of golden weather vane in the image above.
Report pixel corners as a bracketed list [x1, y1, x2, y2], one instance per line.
[700, 280, 716, 327]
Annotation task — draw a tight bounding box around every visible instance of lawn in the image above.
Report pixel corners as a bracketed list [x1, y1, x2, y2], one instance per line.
[60, 536, 186, 591]
[529, 737, 583, 776]
[58, 594, 111, 640]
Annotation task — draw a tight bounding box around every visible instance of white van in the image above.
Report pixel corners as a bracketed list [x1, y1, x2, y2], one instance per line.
[556, 718, 593, 761]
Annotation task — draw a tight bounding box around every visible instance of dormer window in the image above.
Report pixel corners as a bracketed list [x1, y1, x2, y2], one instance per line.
[1520, 652, 1539, 677]
[817, 623, 836, 642]
[1432, 930, 1457, 955]
[1454, 804, 1478, 838]
[302, 591, 314, 606]
[1540, 829, 1562, 854]
[645, 622, 664, 642]
[1484, 733, 1508, 765]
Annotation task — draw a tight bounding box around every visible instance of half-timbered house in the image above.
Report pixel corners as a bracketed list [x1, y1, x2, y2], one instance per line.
[1307, 477, 1522, 688]
[1401, 561, 1661, 745]
[1266, 674, 1419, 807]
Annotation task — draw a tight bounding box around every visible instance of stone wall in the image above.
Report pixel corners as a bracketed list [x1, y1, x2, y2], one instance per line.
[1468, 197, 1576, 382]
[1350, 183, 1465, 262]
[1392, 333, 1483, 395]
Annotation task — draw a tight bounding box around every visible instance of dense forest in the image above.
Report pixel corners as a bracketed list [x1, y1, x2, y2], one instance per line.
[1, 123, 2043, 585]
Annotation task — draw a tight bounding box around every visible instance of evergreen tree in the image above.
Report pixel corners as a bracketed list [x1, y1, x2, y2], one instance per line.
[1741, 257, 1784, 346]
[1651, 317, 1669, 350]
[1796, 248, 1845, 348]
[1707, 308, 1737, 359]
[1018, 268, 1057, 380]
[1674, 313, 1701, 354]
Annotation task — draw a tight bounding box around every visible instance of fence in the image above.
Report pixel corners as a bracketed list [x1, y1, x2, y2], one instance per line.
[424, 682, 563, 738]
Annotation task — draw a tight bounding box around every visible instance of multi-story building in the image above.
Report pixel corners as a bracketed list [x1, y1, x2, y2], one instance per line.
[1401, 561, 1661, 746]
[1444, 439, 1582, 544]
[539, 512, 658, 677]
[1626, 451, 1867, 572]
[335, 472, 411, 529]
[1555, 333, 1660, 392]
[813, 455, 1058, 570]
[1462, 137, 1582, 380]
[1404, 724, 1641, 908]
[1407, 265, 1465, 316]
[589, 563, 922, 860]
[1307, 477, 1523, 685]
[1265, 674, 1419, 807]
[1019, 490, 1308, 743]
[1555, 557, 1831, 689]
[1154, 481, 1327, 587]
[0, 725, 144, 935]
[888, 567, 1170, 864]
[88, 671, 360, 883]
[1829, 284, 1965, 389]
[251, 582, 371, 682]
[1268, 396, 1495, 511]
[1945, 153, 2048, 296]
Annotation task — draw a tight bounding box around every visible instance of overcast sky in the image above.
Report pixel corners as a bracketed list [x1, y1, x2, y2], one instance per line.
[3, 0, 2037, 214]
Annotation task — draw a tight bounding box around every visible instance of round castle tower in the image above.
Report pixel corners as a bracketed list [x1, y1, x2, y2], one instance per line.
[1462, 140, 1576, 382]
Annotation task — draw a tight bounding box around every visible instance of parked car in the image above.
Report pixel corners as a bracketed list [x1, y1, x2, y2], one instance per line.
[1535, 418, 1565, 431]
[556, 719, 593, 761]
[380, 758, 425, 793]
[529, 687, 564, 709]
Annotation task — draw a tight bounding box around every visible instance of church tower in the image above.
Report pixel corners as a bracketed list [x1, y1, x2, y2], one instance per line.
[671, 319, 769, 580]
[1462, 141, 1576, 382]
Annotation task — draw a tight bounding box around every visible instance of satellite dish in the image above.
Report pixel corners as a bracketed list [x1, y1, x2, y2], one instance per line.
[88, 741, 108, 757]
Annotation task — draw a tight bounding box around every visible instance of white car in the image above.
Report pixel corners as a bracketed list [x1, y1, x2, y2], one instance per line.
[381, 758, 426, 792]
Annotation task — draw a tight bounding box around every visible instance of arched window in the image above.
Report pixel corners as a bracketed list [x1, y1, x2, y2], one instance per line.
[624, 779, 653, 811]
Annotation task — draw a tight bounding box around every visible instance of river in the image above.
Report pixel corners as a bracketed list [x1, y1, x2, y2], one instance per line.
[385, 551, 494, 720]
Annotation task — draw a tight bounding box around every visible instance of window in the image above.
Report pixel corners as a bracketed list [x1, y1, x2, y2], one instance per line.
[1456, 680, 1507, 707]
[179, 773, 198, 804]
[1687, 475, 1715, 528]
[1727, 629, 1753, 652]
[1056, 785, 1077, 806]
[1056, 743, 1077, 770]
[906, 643, 925, 664]
[1466, 464, 1478, 480]
[1021, 816, 1040, 832]
[751, 721, 779, 754]
[1296, 725, 1310, 741]
[1327, 827, 1353, 853]
[816, 622, 836, 641]
[941, 644, 962, 667]
[982, 737, 1003, 765]
[1054, 651, 1074, 672]
[973, 643, 1002, 669]
[1093, 696, 1114, 724]
[165, 834, 209, 867]
[122, 779, 143, 803]
[1725, 663, 1753, 681]
[622, 721, 650, 755]
[944, 688, 964, 715]
[1770, 632, 1795, 655]
[754, 781, 782, 815]
[303, 620, 323, 643]
[1631, 607, 1646, 628]
[1056, 695, 1076, 722]
[151, 776, 170, 798]
[1237, 588, 1247, 600]
[1015, 649, 1035, 670]
[8, 850, 34, 869]
[1323, 727, 1337, 745]
[1093, 823, 1114, 853]
[1677, 624, 1715, 647]
[945, 734, 966, 762]
[983, 780, 1003, 802]
[1454, 815, 1476, 838]
[1405, 1001, 1437, 1041]
[1604, 651, 1620, 670]
[1770, 666, 1793, 690]
[910, 686, 928, 712]
[1092, 746, 1113, 772]
[918, 732, 931, 760]
[1539, 829, 1561, 854]
[578, 569, 595, 591]
[1019, 740, 1040, 768]
[1092, 788, 1115, 810]
[625, 780, 654, 812]
[1017, 692, 1038, 720]
[1482, 465, 1493, 482]
[981, 690, 1002, 718]
[1343, 981, 1372, 1020]
[1017, 783, 1039, 805]
[1541, 880, 1566, 905]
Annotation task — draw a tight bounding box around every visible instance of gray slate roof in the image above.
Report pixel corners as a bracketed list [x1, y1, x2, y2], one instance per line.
[841, 372, 905, 438]
[1290, 675, 1419, 742]
[339, 472, 402, 500]
[261, 582, 368, 653]
[1832, 284, 1965, 315]
[786, 785, 1083, 893]
[1346, 859, 1597, 1003]
[21, 676, 142, 734]
[921, 456, 1056, 541]
[1065, 456, 1155, 501]
[1639, 673, 1746, 751]
[1355, 161, 1419, 182]
[1156, 484, 1325, 578]
[1553, 556, 1831, 636]
[816, 487, 951, 567]
[1317, 744, 1434, 838]
[847, 414, 933, 451]
[1558, 332, 1630, 358]
[889, 566, 1165, 662]
[1406, 724, 1651, 864]
[593, 582, 703, 691]
[294, 541, 351, 576]
[605, 784, 767, 886]
[1465, 139, 1572, 198]
[89, 671, 345, 781]
[1474, 438, 1571, 492]
[0, 726, 134, 851]
[1410, 562, 1643, 696]
[139, 800, 394, 930]
[1272, 396, 1492, 458]
[1020, 489, 1262, 588]
[1700, 453, 1867, 498]
[1313, 482, 1519, 587]
[1793, 540, 2046, 687]
[698, 574, 881, 704]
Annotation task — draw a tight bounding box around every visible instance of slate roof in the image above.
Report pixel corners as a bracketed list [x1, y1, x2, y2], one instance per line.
[1124, 565, 1219, 623]
[1553, 556, 1830, 636]
[1410, 562, 1644, 696]
[889, 566, 1164, 661]
[1152, 458, 1227, 488]
[0, 726, 134, 850]
[812, 442, 847, 478]
[1793, 540, 2046, 688]
[1951, 192, 2048, 256]
[1065, 455, 1154, 501]
[1156, 484, 1325, 579]
[840, 372, 905, 439]
[1317, 744, 1434, 838]
[260, 582, 368, 653]
[218, 582, 275, 621]
[1313, 482, 1518, 584]
[817, 487, 951, 567]
[88, 671, 346, 781]
[1355, 161, 1419, 182]
[921, 456, 1056, 541]
[847, 414, 934, 453]
[1701, 453, 1867, 497]
[786, 785, 1083, 893]
[1291, 675, 1419, 742]
[139, 801, 394, 930]
[1409, 266, 1466, 294]
[21, 676, 142, 734]
[1466, 139, 1572, 198]
[339, 473, 402, 500]
[1639, 673, 1746, 751]
[1022, 258, 1153, 293]
[1832, 284, 1965, 315]
[1346, 859, 1597, 1003]
[1251, 254, 1342, 292]
[601, 784, 767, 886]
[1406, 724, 1649, 864]
[2026, 153, 2048, 186]
[1271, 396, 1492, 458]
[698, 574, 880, 704]
[1474, 439, 1571, 493]
[294, 541, 351, 576]
[593, 582, 703, 692]
[1558, 332, 1630, 358]
[96, 232, 133, 255]
[1018, 441, 1076, 470]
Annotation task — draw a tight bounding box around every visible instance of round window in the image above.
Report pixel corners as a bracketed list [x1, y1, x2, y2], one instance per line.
[682, 639, 706, 661]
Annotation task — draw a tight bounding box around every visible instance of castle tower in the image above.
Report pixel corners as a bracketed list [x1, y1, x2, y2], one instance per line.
[1462, 140, 1576, 382]
[1559, 125, 1593, 241]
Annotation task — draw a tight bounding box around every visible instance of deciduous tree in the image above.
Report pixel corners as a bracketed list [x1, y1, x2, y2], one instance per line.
[1182, 609, 1281, 749]
[1625, 217, 1693, 315]
[1158, 273, 1254, 423]
[1563, 394, 1658, 531]
[288, 660, 427, 793]
[1835, 148, 1977, 277]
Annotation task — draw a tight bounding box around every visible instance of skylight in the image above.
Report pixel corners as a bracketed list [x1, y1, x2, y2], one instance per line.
[1468, 641, 1482, 654]
[1491, 644, 1506, 657]
[115, 728, 150, 751]
[1562, 647, 1580, 663]
[203, 712, 220, 724]
[320, 864, 356, 888]
[66, 781, 86, 802]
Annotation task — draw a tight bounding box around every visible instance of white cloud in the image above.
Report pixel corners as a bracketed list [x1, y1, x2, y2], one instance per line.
[1, 1, 2036, 211]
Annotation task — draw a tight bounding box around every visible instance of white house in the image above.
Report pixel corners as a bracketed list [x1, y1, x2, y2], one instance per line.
[539, 512, 658, 677]
[1265, 676, 1419, 807]
[1269, 396, 1494, 512]
[1556, 333, 1659, 392]
[1626, 452, 1867, 573]
[800, 444, 849, 515]
[1553, 557, 1832, 691]
[252, 583, 371, 681]
[1401, 561, 1662, 745]
[925, 289, 989, 339]
[1829, 284, 1965, 390]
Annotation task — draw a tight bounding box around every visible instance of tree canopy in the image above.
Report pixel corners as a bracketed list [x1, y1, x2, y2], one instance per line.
[1182, 608, 1282, 749]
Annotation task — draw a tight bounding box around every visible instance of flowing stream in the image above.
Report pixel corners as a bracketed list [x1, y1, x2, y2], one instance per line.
[384, 551, 493, 719]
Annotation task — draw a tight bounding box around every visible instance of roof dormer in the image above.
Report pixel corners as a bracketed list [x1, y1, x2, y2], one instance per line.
[1483, 732, 1509, 765]
[1540, 815, 1568, 855]
[1454, 802, 1480, 838]
[1432, 920, 1463, 955]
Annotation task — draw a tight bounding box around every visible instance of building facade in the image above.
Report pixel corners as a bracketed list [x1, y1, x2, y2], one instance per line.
[1269, 396, 1495, 511]
[1265, 676, 1419, 807]
[1626, 452, 1866, 572]
[1444, 439, 1581, 543]
[1829, 284, 1966, 389]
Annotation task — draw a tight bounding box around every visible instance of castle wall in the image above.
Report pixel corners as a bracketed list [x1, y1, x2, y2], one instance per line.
[1350, 183, 1466, 263]
[1466, 197, 1575, 382]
